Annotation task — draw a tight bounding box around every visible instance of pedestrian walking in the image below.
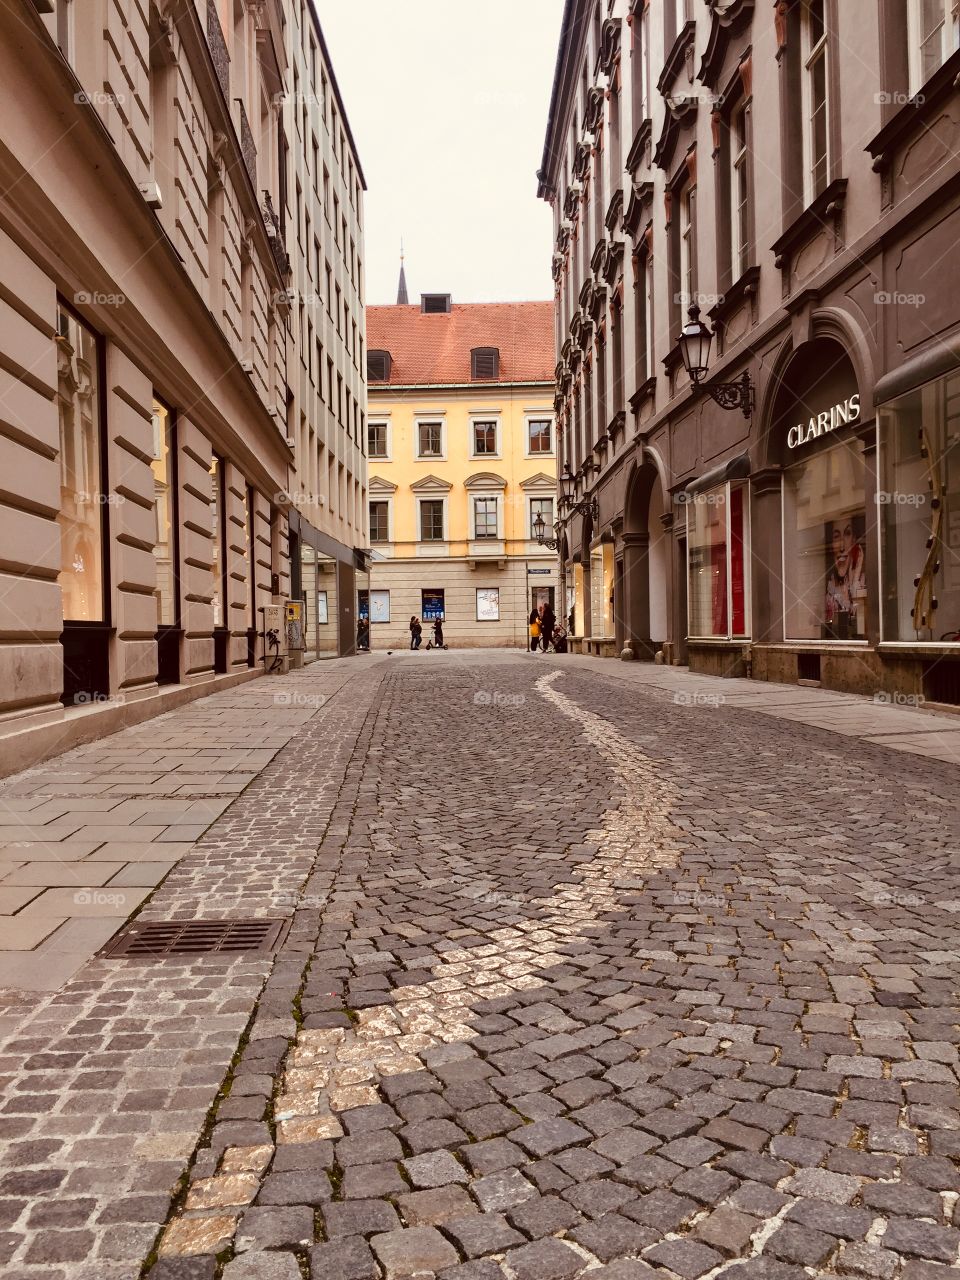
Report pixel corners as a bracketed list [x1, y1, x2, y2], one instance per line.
[540, 600, 555, 652]
[409, 616, 422, 650]
[528, 606, 541, 652]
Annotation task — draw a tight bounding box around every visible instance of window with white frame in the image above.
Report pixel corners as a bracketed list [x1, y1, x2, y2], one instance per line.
[527, 419, 553, 455]
[678, 186, 696, 312]
[472, 420, 499, 456]
[369, 501, 389, 543]
[530, 496, 554, 539]
[417, 421, 443, 458]
[419, 499, 444, 541]
[473, 496, 499, 539]
[908, 0, 960, 93]
[731, 103, 750, 279]
[801, 0, 829, 205]
[368, 420, 389, 458]
[632, 3, 650, 125]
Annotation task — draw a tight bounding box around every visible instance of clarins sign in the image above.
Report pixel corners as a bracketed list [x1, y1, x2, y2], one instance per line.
[787, 394, 860, 449]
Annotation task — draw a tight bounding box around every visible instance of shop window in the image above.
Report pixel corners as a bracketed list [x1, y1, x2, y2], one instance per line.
[210, 455, 229, 673]
[590, 542, 616, 638]
[687, 482, 749, 639]
[880, 370, 960, 643]
[151, 400, 178, 627]
[56, 304, 111, 706]
[421, 589, 445, 621]
[56, 306, 106, 624]
[783, 441, 867, 641]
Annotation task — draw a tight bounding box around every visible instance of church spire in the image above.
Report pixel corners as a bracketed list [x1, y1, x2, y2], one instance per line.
[396, 238, 409, 305]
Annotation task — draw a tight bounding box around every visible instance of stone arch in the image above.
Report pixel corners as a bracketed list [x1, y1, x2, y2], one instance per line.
[621, 447, 670, 658]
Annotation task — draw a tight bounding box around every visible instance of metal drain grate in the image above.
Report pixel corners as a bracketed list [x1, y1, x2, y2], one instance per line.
[103, 917, 287, 959]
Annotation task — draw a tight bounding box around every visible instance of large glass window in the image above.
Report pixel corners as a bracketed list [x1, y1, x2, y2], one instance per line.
[783, 440, 867, 640]
[687, 483, 749, 639]
[210, 455, 226, 629]
[880, 371, 960, 643]
[151, 400, 177, 627]
[590, 542, 616, 638]
[56, 306, 105, 622]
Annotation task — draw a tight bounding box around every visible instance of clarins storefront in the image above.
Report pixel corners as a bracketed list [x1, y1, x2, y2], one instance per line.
[685, 333, 960, 703]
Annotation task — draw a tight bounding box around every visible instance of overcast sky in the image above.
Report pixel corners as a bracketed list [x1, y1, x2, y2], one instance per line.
[315, 0, 562, 307]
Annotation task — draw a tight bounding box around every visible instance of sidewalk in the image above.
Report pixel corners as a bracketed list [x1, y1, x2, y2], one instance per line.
[0, 657, 384, 1008]
[542, 652, 960, 766]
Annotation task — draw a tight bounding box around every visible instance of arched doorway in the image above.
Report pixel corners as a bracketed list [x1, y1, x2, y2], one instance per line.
[621, 455, 669, 659]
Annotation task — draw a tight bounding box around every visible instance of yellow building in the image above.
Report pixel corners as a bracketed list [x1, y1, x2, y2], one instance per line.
[364, 295, 557, 648]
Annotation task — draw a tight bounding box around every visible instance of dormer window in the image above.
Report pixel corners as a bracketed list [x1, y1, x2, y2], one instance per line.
[367, 349, 391, 381]
[471, 347, 500, 380]
[421, 293, 452, 314]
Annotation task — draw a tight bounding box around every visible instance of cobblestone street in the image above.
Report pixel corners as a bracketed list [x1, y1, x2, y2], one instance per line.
[1, 653, 959, 1280]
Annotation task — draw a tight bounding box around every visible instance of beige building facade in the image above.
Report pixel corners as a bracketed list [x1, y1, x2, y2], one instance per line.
[365, 298, 557, 649]
[0, 0, 364, 774]
[283, 3, 369, 663]
[541, 0, 960, 703]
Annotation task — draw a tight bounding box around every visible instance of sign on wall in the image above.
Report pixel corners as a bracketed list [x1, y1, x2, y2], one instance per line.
[476, 588, 500, 621]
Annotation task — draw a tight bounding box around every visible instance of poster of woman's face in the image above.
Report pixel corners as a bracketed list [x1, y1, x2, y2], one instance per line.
[824, 511, 866, 638]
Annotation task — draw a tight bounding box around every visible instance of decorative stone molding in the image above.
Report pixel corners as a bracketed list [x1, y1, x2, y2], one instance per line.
[698, 0, 755, 88]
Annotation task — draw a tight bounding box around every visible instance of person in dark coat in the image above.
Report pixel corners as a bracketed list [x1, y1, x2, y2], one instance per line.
[431, 617, 444, 649]
[540, 601, 556, 651]
[409, 616, 422, 649]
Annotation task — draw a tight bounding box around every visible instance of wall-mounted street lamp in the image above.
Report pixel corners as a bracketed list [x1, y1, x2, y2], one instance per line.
[559, 463, 599, 521]
[533, 510, 562, 551]
[677, 304, 754, 419]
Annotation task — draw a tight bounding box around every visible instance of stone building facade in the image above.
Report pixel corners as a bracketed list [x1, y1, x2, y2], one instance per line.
[365, 298, 558, 649]
[283, 4, 369, 663]
[0, 0, 365, 774]
[539, 0, 960, 702]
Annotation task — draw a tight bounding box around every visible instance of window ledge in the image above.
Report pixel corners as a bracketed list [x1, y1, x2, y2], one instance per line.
[709, 264, 761, 328]
[658, 21, 697, 99]
[867, 48, 960, 166]
[629, 376, 657, 413]
[771, 178, 848, 269]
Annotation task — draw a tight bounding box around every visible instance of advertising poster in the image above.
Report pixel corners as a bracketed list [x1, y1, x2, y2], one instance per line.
[476, 588, 499, 621]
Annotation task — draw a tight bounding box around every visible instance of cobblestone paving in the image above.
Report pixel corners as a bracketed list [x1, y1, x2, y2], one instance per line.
[2, 654, 960, 1280]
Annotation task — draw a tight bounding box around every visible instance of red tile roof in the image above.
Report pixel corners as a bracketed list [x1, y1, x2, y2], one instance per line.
[366, 301, 555, 386]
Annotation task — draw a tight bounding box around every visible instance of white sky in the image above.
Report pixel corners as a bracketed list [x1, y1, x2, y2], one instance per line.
[314, 0, 562, 306]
